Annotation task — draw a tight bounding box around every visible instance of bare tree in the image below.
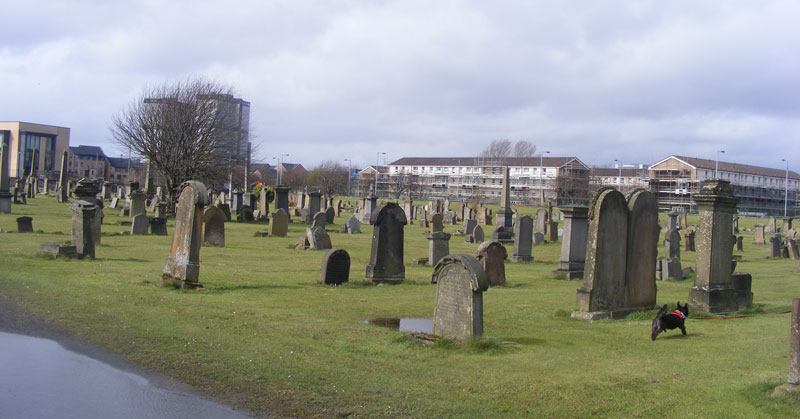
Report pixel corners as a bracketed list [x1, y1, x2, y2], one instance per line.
[306, 161, 348, 196]
[387, 172, 420, 199]
[110, 78, 244, 203]
[513, 140, 537, 157]
[479, 139, 512, 158]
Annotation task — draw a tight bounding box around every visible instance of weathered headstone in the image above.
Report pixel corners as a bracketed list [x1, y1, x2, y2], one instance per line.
[625, 190, 659, 306]
[325, 206, 335, 224]
[149, 217, 167, 235]
[666, 229, 681, 259]
[431, 254, 489, 340]
[463, 219, 477, 236]
[129, 191, 146, 217]
[534, 209, 548, 235]
[365, 203, 407, 284]
[688, 180, 747, 313]
[268, 209, 289, 237]
[472, 225, 485, 243]
[109, 197, 119, 209]
[766, 217, 777, 234]
[733, 216, 739, 234]
[70, 200, 97, 259]
[533, 232, 544, 245]
[427, 231, 451, 267]
[773, 298, 800, 396]
[783, 218, 794, 232]
[306, 226, 332, 250]
[275, 185, 291, 222]
[789, 239, 800, 260]
[667, 211, 680, 232]
[770, 234, 782, 258]
[312, 211, 327, 229]
[684, 229, 696, 251]
[545, 221, 558, 243]
[552, 206, 589, 280]
[320, 248, 350, 285]
[55, 150, 69, 203]
[430, 213, 444, 233]
[130, 213, 149, 235]
[203, 206, 226, 246]
[161, 181, 208, 289]
[511, 215, 533, 262]
[344, 215, 361, 234]
[477, 241, 507, 286]
[16, 216, 33, 233]
[0, 139, 12, 213]
[736, 236, 744, 252]
[239, 205, 254, 222]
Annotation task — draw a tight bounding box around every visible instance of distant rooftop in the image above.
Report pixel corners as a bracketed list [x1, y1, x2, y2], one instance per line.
[69, 145, 106, 157]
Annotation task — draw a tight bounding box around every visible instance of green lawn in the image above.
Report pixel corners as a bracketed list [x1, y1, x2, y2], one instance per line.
[1, 196, 799, 417]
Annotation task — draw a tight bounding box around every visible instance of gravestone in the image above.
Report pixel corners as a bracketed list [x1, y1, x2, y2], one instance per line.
[753, 224, 766, 245]
[258, 188, 270, 218]
[736, 236, 744, 252]
[365, 203, 407, 284]
[533, 232, 544, 245]
[239, 206, 254, 222]
[666, 229, 681, 259]
[312, 211, 327, 229]
[320, 248, 350, 285]
[70, 200, 97, 259]
[161, 180, 208, 289]
[427, 231, 451, 267]
[535, 209, 548, 235]
[430, 213, 444, 233]
[551, 205, 589, 280]
[230, 190, 243, 216]
[667, 211, 679, 231]
[16, 216, 33, 233]
[766, 217, 777, 234]
[684, 230, 696, 252]
[472, 225, 485, 243]
[511, 215, 533, 262]
[129, 191, 146, 217]
[783, 218, 794, 232]
[769, 234, 782, 258]
[109, 197, 119, 209]
[403, 201, 414, 222]
[362, 195, 378, 225]
[275, 186, 291, 222]
[325, 206, 335, 224]
[431, 254, 489, 340]
[214, 203, 231, 222]
[789, 239, 800, 260]
[203, 206, 226, 246]
[688, 180, 747, 313]
[149, 217, 167, 236]
[268, 209, 289, 237]
[733, 216, 739, 234]
[0, 139, 11, 213]
[344, 216, 361, 234]
[155, 202, 168, 219]
[463, 219, 477, 236]
[660, 257, 683, 281]
[306, 226, 332, 250]
[477, 241, 507, 286]
[773, 298, 800, 396]
[625, 190, 659, 307]
[130, 213, 149, 235]
[56, 150, 69, 203]
[545, 221, 558, 243]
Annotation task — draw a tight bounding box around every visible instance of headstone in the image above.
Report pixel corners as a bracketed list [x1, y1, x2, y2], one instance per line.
[533, 232, 544, 245]
[789, 239, 800, 260]
[666, 229, 681, 259]
[129, 191, 146, 217]
[304, 192, 322, 223]
[660, 257, 683, 281]
[130, 213, 149, 235]
[667, 211, 679, 231]
[56, 150, 69, 203]
[109, 197, 119, 209]
[472, 225, 485, 243]
[733, 216, 739, 234]
[0, 139, 11, 213]
[431, 254, 489, 340]
[306, 226, 332, 250]
[344, 216, 361, 234]
[268, 209, 289, 237]
[688, 180, 747, 313]
[430, 213, 444, 233]
[511, 215, 533, 262]
[684, 230, 696, 252]
[551, 205, 589, 280]
[149, 217, 167, 235]
[753, 224, 766, 245]
[333, 199, 342, 217]
[427, 231, 451, 267]
[275, 186, 291, 222]
[494, 167, 513, 229]
[545, 221, 558, 243]
[783, 218, 794, 232]
[320, 248, 350, 285]
[774, 298, 800, 394]
[203, 206, 226, 246]
[403, 201, 414, 222]
[38, 243, 77, 259]
[736, 236, 744, 252]
[625, 190, 659, 307]
[230, 190, 243, 216]
[312, 211, 327, 229]
[766, 217, 777, 234]
[365, 203, 407, 284]
[161, 180, 208, 289]
[463, 219, 477, 236]
[325, 206, 335, 224]
[535, 209, 548, 235]
[155, 202, 168, 219]
[258, 188, 270, 218]
[70, 200, 97, 259]
[476, 241, 507, 286]
[769, 234, 782, 258]
[16, 216, 33, 233]
[239, 206, 254, 222]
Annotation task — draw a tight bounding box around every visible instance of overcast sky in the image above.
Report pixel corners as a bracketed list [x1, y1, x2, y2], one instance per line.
[2, 1, 799, 171]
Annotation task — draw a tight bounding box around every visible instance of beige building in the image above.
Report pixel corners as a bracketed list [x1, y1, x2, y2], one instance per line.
[0, 121, 70, 179]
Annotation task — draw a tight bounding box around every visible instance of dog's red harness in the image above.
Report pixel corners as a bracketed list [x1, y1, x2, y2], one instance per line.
[670, 310, 686, 320]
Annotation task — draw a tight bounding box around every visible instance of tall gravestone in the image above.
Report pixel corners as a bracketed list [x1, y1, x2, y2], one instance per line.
[161, 181, 208, 289]
[304, 191, 322, 223]
[492, 167, 514, 243]
[268, 209, 288, 237]
[573, 188, 658, 320]
[753, 225, 766, 245]
[427, 231, 451, 267]
[275, 185, 291, 222]
[320, 248, 350, 285]
[431, 254, 489, 340]
[129, 191, 146, 217]
[477, 241, 507, 286]
[688, 180, 744, 313]
[73, 179, 102, 246]
[0, 139, 11, 213]
[365, 203, 407, 284]
[535, 209, 548, 235]
[70, 200, 97, 259]
[511, 215, 533, 262]
[203, 206, 226, 246]
[551, 206, 588, 280]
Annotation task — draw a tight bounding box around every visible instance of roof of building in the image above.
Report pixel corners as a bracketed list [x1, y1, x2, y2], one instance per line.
[107, 157, 141, 168]
[388, 156, 586, 168]
[652, 155, 800, 180]
[590, 167, 649, 177]
[278, 163, 306, 172]
[69, 145, 107, 157]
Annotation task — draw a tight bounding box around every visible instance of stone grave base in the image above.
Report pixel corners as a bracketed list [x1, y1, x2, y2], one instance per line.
[688, 285, 741, 313]
[550, 268, 583, 280]
[511, 255, 533, 263]
[571, 305, 656, 321]
[160, 275, 204, 290]
[772, 383, 800, 397]
[411, 258, 428, 265]
[38, 243, 78, 259]
[368, 276, 405, 285]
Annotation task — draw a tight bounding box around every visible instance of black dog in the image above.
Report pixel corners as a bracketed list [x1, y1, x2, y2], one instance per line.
[651, 302, 688, 341]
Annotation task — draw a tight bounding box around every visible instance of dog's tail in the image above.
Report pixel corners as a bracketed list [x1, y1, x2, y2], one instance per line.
[651, 304, 668, 341]
[655, 304, 668, 318]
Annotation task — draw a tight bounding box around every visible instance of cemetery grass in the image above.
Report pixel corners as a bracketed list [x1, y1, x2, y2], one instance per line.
[1, 199, 799, 418]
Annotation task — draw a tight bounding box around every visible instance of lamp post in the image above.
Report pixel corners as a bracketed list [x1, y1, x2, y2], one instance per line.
[344, 158, 351, 197]
[782, 159, 789, 217]
[275, 153, 289, 185]
[715, 150, 725, 179]
[375, 152, 385, 196]
[540, 150, 550, 205]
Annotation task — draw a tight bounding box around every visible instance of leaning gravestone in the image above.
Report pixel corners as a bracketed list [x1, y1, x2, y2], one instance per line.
[268, 209, 289, 237]
[431, 254, 490, 340]
[130, 213, 149, 235]
[161, 180, 208, 289]
[307, 226, 332, 250]
[320, 248, 350, 285]
[477, 241, 508, 286]
[463, 219, 477, 236]
[17, 216, 33, 233]
[365, 203, 407, 284]
[203, 206, 226, 246]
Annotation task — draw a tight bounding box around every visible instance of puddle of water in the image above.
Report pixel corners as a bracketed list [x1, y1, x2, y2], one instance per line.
[0, 331, 252, 419]
[362, 317, 433, 333]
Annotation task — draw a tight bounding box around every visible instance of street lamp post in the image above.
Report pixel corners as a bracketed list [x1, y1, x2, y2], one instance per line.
[344, 158, 351, 197]
[715, 150, 725, 179]
[375, 152, 385, 196]
[275, 153, 289, 185]
[540, 150, 550, 205]
[782, 159, 789, 217]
